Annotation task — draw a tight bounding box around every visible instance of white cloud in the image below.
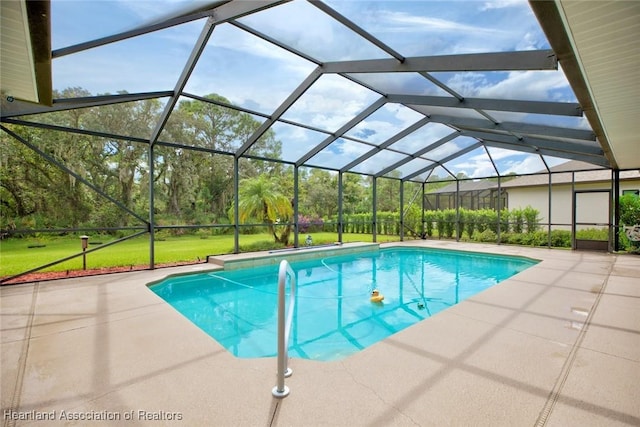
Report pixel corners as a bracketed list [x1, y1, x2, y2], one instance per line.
[306, 138, 372, 169]
[281, 75, 380, 131]
[452, 155, 496, 177]
[444, 70, 571, 102]
[350, 120, 397, 142]
[386, 104, 425, 126]
[210, 25, 313, 71]
[484, 147, 521, 161]
[516, 31, 543, 51]
[348, 104, 424, 143]
[427, 140, 465, 161]
[500, 155, 545, 174]
[338, 139, 373, 158]
[449, 146, 550, 178]
[478, 71, 570, 100]
[356, 1, 541, 56]
[542, 156, 570, 169]
[385, 11, 507, 35]
[445, 73, 491, 97]
[480, 0, 527, 11]
[117, 0, 223, 28]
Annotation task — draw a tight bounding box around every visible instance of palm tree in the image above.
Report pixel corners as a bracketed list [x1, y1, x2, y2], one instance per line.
[236, 175, 293, 244]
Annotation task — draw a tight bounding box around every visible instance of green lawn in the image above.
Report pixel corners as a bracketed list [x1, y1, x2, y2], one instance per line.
[0, 232, 401, 277]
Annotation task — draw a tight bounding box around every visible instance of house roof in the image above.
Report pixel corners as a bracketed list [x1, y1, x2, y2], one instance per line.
[429, 180, 500, 195]
[429, 160, 640, 193]
[502, 160, 640, 188]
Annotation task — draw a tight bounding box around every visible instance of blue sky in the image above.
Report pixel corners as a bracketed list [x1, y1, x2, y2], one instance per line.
[49, 0, 590, 179]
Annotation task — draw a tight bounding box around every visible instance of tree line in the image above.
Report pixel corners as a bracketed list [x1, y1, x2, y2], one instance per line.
[1, 89, 457, 239]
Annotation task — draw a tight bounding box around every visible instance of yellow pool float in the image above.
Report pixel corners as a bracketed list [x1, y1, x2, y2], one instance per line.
[370, 289, 384, 303]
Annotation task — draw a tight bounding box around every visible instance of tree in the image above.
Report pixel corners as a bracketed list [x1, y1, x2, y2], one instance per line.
[376, 174, 401, 212]
[159, 94, 281, 221]
[0, 123, 92, 229]
[342, 173, 367, 214]
[234, 175, 293, 244]
[300, 169, 337, 218]
[76, 93, 162, 226]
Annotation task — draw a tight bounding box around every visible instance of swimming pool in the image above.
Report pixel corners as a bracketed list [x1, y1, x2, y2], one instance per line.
[149, 247, 538, 361]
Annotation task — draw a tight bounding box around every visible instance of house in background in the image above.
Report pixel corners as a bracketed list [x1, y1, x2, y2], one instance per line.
[424, 179, 506, 211]
[425, 160, 640, 231]
[502, 161, 640, 231]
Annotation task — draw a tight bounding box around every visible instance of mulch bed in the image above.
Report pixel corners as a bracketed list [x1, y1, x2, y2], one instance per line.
[0, 261, 206, 285]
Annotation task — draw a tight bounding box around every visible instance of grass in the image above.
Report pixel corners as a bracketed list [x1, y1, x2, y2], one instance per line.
[0, 232, 401, 277]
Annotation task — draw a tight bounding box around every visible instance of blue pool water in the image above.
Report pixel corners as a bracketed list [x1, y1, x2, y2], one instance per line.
[149, 247, 537, 361]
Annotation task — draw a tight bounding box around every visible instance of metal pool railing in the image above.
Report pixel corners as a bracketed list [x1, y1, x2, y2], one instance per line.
[272, 260, 296, 398]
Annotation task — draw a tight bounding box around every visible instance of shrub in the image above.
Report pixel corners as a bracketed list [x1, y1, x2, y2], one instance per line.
[523, 206, 541, 233]
[435, 210, 445, 238]
[87, 204, 124, 229]
[344, 215, 352, 233]
[403, 205, 422, 237]
[475, 210, 487, 233]
[620, 193, 640, 225]
[376, 212, 399, 235]
[619, 193, 640, 251]
[618, 231, 635, 251]
[299, 215, 324, 233]
[505, 232, 522, 245]
[463, 209, 475, 238]
[442, 209, 456, 238]
[423, 211, 434, 237]
[211, 217, 233, 235]
[473, 229, 497, 243]
[530, 231, 550, 246]
[576, 228, 608, 241]
[482, 209, 498, 233]
[499, 208, 510, 234]
[516, 231, 534, 245]
[550, 230, 571, 247]
[510, 208, 524, 234]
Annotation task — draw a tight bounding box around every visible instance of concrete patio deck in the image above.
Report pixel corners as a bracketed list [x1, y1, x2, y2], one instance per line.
[2, 241, 639, 426]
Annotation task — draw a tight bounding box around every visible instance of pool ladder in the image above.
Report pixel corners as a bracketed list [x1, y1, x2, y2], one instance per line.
[272, 260, 296, 398]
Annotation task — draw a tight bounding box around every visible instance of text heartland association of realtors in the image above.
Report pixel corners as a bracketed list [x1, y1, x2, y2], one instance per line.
[3, 409, 183, 421]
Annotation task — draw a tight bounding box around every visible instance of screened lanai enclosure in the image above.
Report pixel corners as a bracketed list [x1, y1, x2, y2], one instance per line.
[1, 0, 639, 283]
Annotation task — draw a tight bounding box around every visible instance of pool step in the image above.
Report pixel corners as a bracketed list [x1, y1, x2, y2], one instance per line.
[207, 242, 379, 270]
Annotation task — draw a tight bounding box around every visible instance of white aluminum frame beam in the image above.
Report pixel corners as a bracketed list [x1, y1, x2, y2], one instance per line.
[235, 67, 323, 158]
[322, 50, 557, 74]
[481, 140, 609, 168]
[0, 91, 173, 118]
[426, 114, 595, 141]
[375, 131, 460, 178]
[388, 94, 582, 116]
[149, 18, 216, 147]
[340, 117, 432, 173]
[461, 129, 603, 156]
[295, 97, 387, 166]
[308, 0, 405, 62]
[52, 1, 288, 58]
[403, 142, 484, 181]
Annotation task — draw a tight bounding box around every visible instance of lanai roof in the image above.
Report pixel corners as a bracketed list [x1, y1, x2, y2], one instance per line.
[1, 1, 638, 180]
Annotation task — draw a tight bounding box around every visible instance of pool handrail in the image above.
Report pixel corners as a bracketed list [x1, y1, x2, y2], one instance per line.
[272, 259, 296, 398]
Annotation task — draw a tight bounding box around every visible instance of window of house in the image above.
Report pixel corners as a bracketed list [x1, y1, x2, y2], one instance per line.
[622, 190, 639, 197]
